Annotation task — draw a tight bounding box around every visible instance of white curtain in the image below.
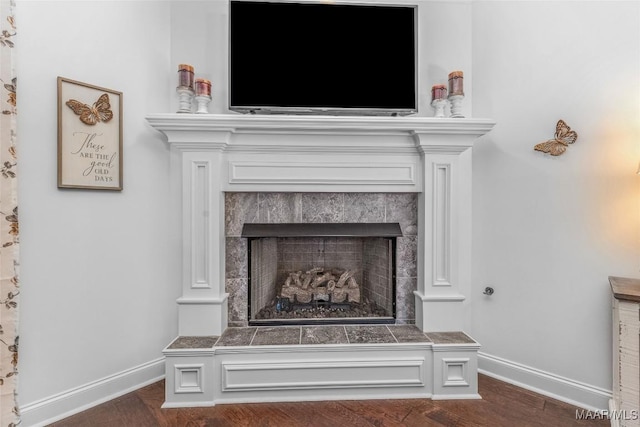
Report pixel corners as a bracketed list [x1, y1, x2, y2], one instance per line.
[0, 0, 18, 425]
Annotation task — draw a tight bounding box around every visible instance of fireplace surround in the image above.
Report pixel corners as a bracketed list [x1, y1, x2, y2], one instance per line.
[225, 193, 420, 327]
[147, 113, 495, 408]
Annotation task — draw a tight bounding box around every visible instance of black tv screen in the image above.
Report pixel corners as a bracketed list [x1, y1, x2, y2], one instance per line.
[229, 1, 417, 115]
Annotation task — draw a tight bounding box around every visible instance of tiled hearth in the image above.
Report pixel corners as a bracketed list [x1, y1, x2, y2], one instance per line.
[147, 114, 494, 408]
[167, 325, 481, 348]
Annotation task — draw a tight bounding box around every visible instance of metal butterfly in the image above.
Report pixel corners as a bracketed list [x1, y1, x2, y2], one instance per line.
[534, 119, 578, 156]
[65, 93, 113, 126]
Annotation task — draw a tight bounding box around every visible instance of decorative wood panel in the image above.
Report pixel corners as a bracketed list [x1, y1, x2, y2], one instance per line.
[229, 161, 416, 186]
[442, 357, 470, 387]
[432, 163, 451, 287]
[174, 363, 204, 394]
[191, 161, 210, 289]
[221, 358, 425, 392]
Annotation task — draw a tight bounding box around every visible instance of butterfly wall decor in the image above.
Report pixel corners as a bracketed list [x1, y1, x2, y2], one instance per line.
[534, 119, 578, 156]
[65, 93, 113, 126]
[58, 77, 122, 190]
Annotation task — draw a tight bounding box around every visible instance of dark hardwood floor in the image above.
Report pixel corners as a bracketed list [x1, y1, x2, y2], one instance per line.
[49, 374, 609, 427]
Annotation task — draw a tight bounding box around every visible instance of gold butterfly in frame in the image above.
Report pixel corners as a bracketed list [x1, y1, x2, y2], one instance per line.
[534, 120, 578, 156]
[65, 93, 113, 126]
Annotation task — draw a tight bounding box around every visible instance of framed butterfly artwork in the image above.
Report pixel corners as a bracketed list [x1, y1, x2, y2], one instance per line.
[57, 77, 123, 190]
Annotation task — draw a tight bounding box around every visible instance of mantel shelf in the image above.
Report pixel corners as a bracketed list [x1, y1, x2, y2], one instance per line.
[146, 113, 496, 141]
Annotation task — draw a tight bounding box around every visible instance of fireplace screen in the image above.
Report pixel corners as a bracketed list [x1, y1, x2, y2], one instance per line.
[242, 223, 401, 325]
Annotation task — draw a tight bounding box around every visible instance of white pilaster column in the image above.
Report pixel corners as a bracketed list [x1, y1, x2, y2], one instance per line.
[413, 132, 475, 333]
[169, 130, 231, 336]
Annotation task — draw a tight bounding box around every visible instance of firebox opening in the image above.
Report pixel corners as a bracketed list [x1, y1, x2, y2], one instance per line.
[242, 223, 401, 326]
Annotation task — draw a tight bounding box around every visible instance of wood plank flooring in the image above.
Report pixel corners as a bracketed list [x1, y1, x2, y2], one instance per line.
[49, 374, 609, 427]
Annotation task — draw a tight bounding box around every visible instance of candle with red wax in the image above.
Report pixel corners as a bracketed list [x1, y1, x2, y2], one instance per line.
[178, 64, 194, 90]
[195, 78, 211, 97]
[448, 71, 464, 96]
[431, 84, 447, 101]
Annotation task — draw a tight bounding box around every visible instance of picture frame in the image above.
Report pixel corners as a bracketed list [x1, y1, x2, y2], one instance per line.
[57, 77, 123, 190]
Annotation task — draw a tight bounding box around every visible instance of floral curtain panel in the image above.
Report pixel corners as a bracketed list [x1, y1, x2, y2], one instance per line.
[0, 0, 18, 425]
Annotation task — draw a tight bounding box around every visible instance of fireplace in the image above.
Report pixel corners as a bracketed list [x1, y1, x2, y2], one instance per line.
[225, 192, 419, 328]
[243, 223, 402, 325]
[147, 113, 495, 408]
[147, 114, 495, 336]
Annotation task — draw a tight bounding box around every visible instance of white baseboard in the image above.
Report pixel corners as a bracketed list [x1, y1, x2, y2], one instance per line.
[431, 393, 482, 400]
[19, 357, 165, 427]
[478, 352, 611, 412]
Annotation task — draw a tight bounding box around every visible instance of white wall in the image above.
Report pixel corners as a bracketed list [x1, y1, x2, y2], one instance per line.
[17, 1, 180, 424]
[15, 0, 640, 422]
[167, 0, 474, 117]
[169, 0, 229, 114]
[471, 0, 640, 409]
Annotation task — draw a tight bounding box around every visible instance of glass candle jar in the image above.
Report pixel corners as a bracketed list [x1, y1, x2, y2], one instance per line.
[195, 78, 212, 97]
[448, 71, 464, 96]
[431, 84, 447, 101]
[178, 64, 194, 90]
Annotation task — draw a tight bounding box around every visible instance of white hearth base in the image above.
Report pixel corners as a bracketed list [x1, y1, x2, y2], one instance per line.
[162, 335, 480, 408]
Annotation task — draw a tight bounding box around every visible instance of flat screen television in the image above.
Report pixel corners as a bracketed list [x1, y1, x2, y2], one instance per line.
[229, 1, 417, 116]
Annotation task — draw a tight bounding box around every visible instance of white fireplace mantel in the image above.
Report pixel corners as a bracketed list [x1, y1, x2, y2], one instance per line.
[147, 113, 495, 336]
[147, 113, 495, 151]
[147, 113, 495, 408]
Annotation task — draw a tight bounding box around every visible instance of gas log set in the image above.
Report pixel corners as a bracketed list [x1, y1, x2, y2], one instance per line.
[255, 266, 388, 320]
[281, 267, 361, 304]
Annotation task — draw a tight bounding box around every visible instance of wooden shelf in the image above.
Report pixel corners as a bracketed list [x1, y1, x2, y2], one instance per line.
[610, 275, 640, 303]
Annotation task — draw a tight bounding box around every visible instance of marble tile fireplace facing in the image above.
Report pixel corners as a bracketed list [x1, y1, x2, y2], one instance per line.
[147, 114, 494, 408]
[225, 193, 417, 327]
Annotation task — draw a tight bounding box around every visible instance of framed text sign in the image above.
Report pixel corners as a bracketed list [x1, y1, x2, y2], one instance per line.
[57, 77, 123, 190]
